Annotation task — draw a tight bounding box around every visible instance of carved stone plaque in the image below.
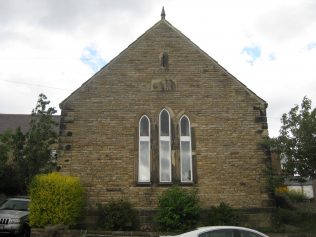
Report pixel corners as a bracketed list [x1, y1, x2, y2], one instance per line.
[152, 79, 176, 91]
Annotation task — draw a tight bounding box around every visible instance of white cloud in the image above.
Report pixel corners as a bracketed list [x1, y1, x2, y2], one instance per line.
[0, 0, 315, 138]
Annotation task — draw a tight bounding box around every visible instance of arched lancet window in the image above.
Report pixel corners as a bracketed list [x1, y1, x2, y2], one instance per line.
[160, 52, 168, 68]
[159, 109, 171, 182]
[138, 115, 150, 182]
[180, 115, 193, 182]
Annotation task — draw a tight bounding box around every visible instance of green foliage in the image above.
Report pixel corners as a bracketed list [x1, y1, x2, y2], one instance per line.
[156, 186, 200, 232]
[286, 190, 307, 203]
[0, 164, 20, 195]
[273, 97, 316, 178]
[262, 136, 278, 151]
[0, 132, 10, 180]
[97, 199, 137, 231]
[21, 94, 58, 189]
[208, 202, 238, 226]
[29, 172, 85, 227]
[276, 208, 305, 225]
[274, 208, 316, 233]
[0, 93, 57, 195]
[0, 132, 10, 175]
[0, 130, 23, 194]
[275, 193, 294, 209]
[264, 166, 284, 194]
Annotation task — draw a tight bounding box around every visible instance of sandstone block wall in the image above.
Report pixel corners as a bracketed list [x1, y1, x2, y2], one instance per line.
[58, 19, 271, 211]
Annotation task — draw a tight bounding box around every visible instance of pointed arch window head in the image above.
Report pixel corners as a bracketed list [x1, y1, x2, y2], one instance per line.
[138, 115, 151, 183]
[180, 116, 190, 136]
[180, 115, 193, 183]
[140, 116, 149, 136]
[160, 109, 170, 136]
[159, 109, 172, 182]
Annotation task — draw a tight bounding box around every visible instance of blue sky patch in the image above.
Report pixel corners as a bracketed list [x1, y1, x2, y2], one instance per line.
[242, 46, 261, 65]
[307, 42, 316, 50]
[268, 53, 276, 61]
[80, 46, 106, 72]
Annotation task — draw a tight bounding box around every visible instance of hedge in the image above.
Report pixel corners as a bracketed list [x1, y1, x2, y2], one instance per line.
[29, 172, 85, 227]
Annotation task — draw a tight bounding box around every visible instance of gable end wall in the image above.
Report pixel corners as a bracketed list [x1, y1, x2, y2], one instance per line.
[58, 20, 271, 211]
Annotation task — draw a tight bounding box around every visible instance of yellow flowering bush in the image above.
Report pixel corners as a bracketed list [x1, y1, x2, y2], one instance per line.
[276, 186, 288, 194]
[29, 172, 85, 227]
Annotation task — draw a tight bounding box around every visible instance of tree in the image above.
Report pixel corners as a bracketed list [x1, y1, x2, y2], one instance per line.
[21, 94, 58, 189]
[273, 97, 316, 178]
[0, 93, 58, 194]
[0, 131, 20, 194]
[0, 132, 10, 177]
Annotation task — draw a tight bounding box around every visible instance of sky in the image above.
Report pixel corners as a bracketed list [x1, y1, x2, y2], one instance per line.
[0, 0, 315, 137]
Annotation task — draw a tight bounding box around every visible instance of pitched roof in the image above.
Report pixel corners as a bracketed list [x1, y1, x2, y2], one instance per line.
[0, 114, 60, 134]
[60, 13, 267, 108]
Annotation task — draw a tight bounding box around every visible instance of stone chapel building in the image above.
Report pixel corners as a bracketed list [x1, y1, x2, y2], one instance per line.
[58, 9, 272, 226]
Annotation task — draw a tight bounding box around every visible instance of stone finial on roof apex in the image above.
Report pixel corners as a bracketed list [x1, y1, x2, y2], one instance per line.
[161, 6, 166, 20]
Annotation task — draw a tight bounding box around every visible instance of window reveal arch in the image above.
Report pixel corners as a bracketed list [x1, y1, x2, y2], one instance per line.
[138, 115, 151, 182]
[159, 109, 172, 182]
[180, 115, 193, 182]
